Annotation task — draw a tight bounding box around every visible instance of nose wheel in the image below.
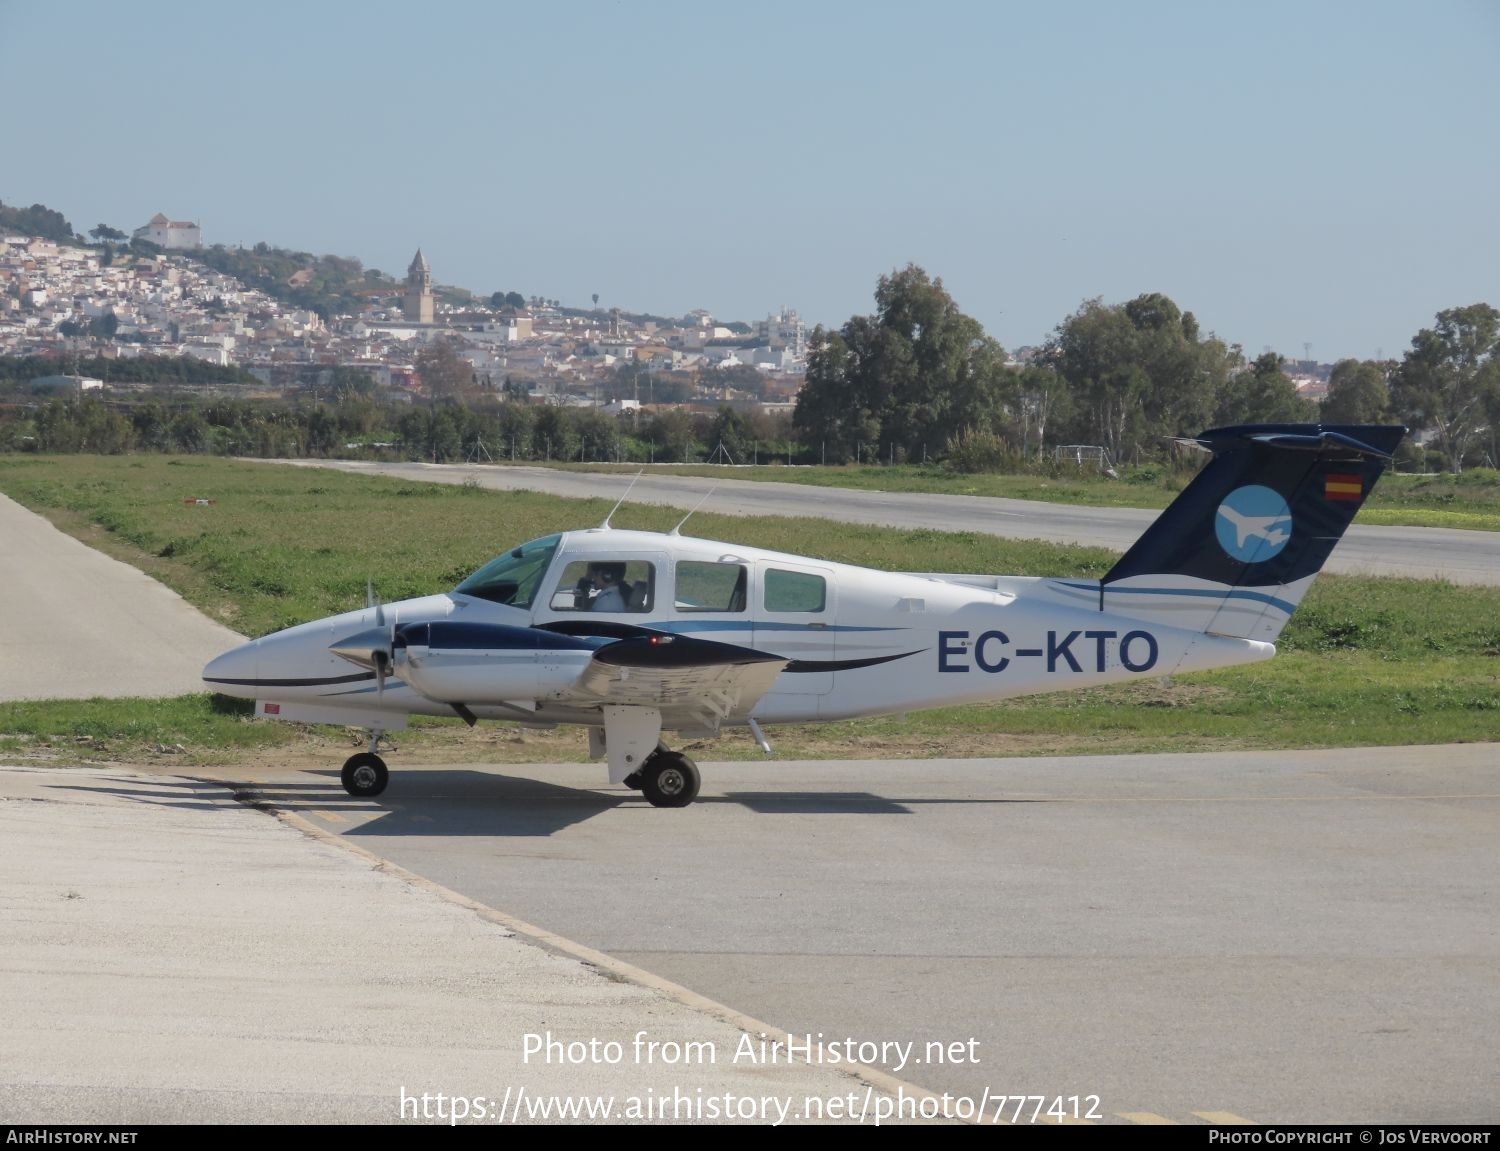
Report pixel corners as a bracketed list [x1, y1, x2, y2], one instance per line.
[341, 752, 389, 798]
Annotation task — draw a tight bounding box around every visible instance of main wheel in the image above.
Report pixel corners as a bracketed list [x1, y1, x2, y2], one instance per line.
[341, 752, 389, 798]
[640, 752, 700, 809]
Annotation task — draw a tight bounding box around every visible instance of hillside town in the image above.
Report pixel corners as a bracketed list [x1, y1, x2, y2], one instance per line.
[0, 217, 812, 412]
[10, 207, 1460, 476]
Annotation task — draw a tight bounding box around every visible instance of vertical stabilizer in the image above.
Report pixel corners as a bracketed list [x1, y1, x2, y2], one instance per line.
[1099, 424, 1405, 641]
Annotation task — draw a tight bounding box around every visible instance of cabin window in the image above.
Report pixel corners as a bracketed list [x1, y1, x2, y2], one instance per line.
[764, 569, 826, 612]
[548, 560, 655, 613]
[675, 561, 747, 613]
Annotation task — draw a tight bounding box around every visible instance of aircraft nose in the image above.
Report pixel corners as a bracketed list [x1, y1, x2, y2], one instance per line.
[203, 640, 259, 697]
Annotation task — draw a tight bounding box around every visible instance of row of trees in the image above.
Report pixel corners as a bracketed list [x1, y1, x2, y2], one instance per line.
[794, 267, 1500, 471]
[1, 394, 795, 465]
[0, 200, 75, 244]
[0, 354, 262, 389]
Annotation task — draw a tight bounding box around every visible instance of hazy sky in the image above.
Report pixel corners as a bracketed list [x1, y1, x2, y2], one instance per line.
[4, 0, 1496, 360]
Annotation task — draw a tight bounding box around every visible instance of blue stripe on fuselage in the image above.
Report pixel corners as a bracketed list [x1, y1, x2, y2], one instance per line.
[1054, 580, 1297, 616]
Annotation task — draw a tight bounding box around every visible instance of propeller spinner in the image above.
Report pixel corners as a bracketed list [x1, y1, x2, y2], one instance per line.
[331, 583, 396, 696]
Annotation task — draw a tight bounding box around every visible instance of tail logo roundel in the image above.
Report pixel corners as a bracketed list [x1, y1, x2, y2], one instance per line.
[1215, 485, 1293, 564]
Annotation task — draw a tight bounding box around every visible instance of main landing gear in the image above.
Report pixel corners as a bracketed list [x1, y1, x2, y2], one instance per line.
[341, 731, 390, 798]
[622, 748, 700, 809]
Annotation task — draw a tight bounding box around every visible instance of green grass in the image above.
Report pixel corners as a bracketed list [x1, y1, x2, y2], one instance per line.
[0, 453, 1495, 765]
[0, 694, 281, 765]
[0, 454, 1119, 638]
[548, 460, 1500, 531]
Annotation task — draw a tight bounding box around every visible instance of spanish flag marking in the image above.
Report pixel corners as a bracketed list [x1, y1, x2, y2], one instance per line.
[1324, 474, 1362, 501]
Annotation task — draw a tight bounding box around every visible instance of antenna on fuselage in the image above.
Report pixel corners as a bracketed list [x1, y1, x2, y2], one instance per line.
[669, 487, 716, 536]
[600, 469, 645, 529]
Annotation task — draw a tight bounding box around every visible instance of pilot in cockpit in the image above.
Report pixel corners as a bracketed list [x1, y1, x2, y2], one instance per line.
[585, 562, 627, 612]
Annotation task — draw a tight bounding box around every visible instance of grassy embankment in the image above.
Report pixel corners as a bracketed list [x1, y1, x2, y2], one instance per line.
[550, 459, 1500, 532]
[0, 453, 1495, 768]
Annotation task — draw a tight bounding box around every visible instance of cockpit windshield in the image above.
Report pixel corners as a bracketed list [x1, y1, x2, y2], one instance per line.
[453, 533, 560, 607]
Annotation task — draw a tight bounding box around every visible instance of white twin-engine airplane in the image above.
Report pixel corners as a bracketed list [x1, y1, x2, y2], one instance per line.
[204, 423, 1405, 808]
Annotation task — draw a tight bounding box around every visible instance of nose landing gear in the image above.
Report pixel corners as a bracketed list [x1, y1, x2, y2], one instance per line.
[341, 731, 391, 797]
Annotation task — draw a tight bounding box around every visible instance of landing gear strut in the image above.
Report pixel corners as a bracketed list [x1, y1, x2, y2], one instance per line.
[638, 749, 700, 809]
[341, 731, 390, 797]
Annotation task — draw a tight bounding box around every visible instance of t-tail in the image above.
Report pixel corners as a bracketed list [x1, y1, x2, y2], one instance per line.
[1095, 423, 1406, 642]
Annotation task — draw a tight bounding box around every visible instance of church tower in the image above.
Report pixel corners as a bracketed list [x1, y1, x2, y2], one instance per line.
[404, 248, 434, 324]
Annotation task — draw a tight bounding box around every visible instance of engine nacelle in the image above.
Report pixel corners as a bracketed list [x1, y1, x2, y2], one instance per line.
[392, 621, 596, 705]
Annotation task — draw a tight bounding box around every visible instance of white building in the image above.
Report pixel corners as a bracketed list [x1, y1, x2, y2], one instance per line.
[133, 213, 202, 250]
[758, 307, 807, 357]
[31, 374, 104, 394]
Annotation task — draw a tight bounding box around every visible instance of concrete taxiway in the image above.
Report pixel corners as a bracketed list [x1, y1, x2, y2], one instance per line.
[4, 746, 1494, 1126]
[240, 744, 1500, 1126]
[0, 493, 245, 702]
[0, 764, 922, 1125]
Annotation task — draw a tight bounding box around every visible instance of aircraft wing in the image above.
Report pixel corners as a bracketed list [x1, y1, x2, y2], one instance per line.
[382, 621, 789, 734]
[566, 633, 788, 730]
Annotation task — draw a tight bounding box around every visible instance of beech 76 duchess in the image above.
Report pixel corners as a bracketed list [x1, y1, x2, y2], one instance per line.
[204, 422, 1404, 808]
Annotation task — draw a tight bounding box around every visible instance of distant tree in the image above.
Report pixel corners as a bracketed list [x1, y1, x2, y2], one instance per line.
[573, 407, 622, 461]
[1016, 363, 1072, 460]
[0, 200, 75, 243]
[413, 340, 473, 400]
[1215, 353, 1317, 426]
[795, 325, 875, 463]
[1389, 304, 1500, 473]
[89, 223, 126, 243]
[1047, 293, 1234, 461]
[304, 404, 339, 455]
[651, 376, 695, 404]
[709, 405, 752, 461]
[647, 409, 698, 462]
[532, 404, 578, 461]
[73, 398, 133, 453]
[794, 265, 1009, 463]
[494, 401, 536, 458]
[1483, 381, 1500, 469]
[1321, 359, 1390, 424]
[330, 366, 377, 400]
[592, 293, 600, 309]
[506, 292, 526, 310]
[323, 254, 363, 278]
[169, 407, 210, 453]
